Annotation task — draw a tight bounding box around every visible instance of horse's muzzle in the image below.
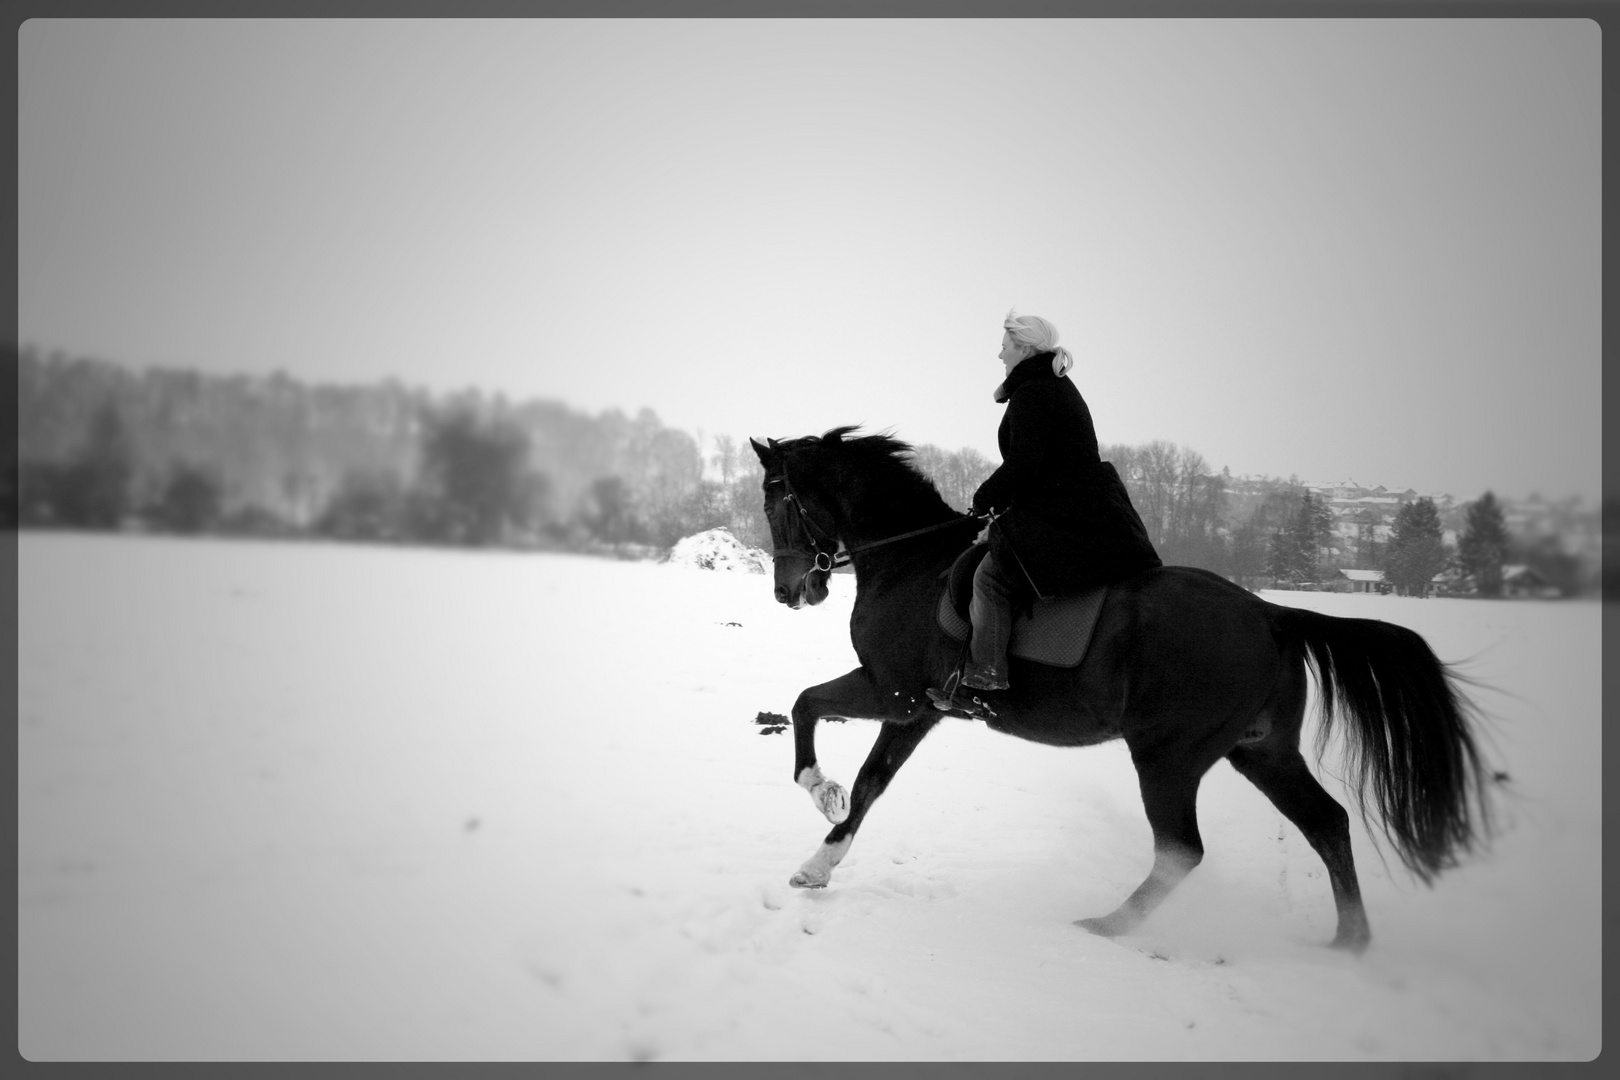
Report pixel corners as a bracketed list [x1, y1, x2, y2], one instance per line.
[774, 573, 826, 608]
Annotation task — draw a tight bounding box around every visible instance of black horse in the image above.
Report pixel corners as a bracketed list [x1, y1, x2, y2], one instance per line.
[751, 428, 1491, 952]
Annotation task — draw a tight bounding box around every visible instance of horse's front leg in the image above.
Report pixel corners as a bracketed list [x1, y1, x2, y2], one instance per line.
[791, 668, 889, 825]
[791, 713, 941, 889]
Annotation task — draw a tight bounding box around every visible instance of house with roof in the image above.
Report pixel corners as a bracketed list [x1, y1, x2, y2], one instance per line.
[1501, 564, 1560, 599]
[1336, 568, 1385, 593]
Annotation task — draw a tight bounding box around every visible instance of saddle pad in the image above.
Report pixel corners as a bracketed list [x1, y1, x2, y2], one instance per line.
[936, 584, 1108, 669]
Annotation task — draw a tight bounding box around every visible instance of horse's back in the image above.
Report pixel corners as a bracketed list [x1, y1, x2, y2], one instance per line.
[1133, 563, 1257, 598]
[1103, 564, 1270, 630]
[1087, 565, 1286, 707]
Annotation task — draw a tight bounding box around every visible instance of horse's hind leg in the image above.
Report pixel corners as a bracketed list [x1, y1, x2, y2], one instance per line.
[1077, 752, 1207, 937]
[790, 715, 940, 888]
[1227, 743, 1370, 952]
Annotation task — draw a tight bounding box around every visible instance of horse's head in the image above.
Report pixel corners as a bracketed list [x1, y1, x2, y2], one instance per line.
[750, 433, 845, 608]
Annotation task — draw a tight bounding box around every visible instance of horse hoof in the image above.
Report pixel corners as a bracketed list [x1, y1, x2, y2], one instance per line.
[789, 871, 828, 889]
[811, 781, 849, 824]
[1074, 915, 1130, 937]
[1330, 933, 1371, 955]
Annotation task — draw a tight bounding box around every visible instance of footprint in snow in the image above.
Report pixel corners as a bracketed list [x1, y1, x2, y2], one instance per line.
[867, 873, 959, 901]
[526, 962, 564, 990]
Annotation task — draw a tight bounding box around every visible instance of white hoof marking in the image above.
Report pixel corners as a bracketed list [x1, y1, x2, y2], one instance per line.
[811, 781, 849, 824]
[790, 838, 851, 890]
[797, 765, 850, 824]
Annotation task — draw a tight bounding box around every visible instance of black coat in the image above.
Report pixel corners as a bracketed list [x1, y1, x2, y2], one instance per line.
[971, 352, 1161, 599]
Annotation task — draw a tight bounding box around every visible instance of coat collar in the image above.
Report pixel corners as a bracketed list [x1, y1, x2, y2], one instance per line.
[993, 350, 1059, 403]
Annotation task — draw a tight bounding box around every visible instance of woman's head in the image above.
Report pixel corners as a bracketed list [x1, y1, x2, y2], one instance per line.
[1001, 310, 1074, 376]
[1003, 312, 1060, 353]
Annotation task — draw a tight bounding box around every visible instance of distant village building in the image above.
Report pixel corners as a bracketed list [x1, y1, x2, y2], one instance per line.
[1331, 564, 1562, 599]
[1431, 567, 1469, 597]
[1221, 470, 1596, 597]
[1501, 564, 1560, 599]
[1337, 568, 1384, 593]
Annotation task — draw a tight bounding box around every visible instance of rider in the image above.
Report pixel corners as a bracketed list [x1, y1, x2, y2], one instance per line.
[935, 311, 1161, 711]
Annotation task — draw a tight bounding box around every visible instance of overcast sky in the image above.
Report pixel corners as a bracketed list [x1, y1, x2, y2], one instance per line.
[18, 18, 1601, 502]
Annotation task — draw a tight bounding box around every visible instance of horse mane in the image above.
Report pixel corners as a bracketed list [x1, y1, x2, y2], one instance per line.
[778, 426, 958, 529]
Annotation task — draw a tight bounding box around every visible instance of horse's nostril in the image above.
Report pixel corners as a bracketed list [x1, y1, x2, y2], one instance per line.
[775, 584, 790, 603]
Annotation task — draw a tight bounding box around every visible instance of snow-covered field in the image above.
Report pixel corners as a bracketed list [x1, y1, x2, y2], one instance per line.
[17, 533, 1601, 1061]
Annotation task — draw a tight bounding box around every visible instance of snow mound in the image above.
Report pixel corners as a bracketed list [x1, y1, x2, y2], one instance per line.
[665, 528, 771, 573]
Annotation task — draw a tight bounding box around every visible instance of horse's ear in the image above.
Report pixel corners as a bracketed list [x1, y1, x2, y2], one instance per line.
[749, 437, 773, 464]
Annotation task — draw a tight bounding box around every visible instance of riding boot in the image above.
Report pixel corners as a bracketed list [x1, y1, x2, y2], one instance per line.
[961, 660, 1010, 691]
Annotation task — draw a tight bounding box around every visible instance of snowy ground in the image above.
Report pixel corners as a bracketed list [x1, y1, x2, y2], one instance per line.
[17, 533, 1602, 1061]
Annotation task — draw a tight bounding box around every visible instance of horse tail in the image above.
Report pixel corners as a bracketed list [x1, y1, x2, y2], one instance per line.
[1270, 605, 1492, 884]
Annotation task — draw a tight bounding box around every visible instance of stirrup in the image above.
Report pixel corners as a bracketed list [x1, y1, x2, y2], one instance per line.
[925, 683, 999, 720]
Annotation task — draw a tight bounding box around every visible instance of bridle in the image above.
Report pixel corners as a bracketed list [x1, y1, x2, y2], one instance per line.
[767, 467, 981, 578]
[767, 471, 844, 574]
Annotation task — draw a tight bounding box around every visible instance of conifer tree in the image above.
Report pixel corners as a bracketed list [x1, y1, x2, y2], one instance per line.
[1262, 490, 1330, 586]
[1456, 491, 1510, 597]
[1228, 520, 1267, 590]
[1307, 490, 1335, 564]
[1291, 490, 1335, 582]
[1266, 529, 1303, 585]
[1383, 497, 1447, 597]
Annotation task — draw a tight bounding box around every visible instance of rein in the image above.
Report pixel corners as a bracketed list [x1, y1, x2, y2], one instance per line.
[771, 469, 980, 573]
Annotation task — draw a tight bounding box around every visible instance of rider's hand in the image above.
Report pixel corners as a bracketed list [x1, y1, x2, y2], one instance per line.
[974, 525, 991, 545]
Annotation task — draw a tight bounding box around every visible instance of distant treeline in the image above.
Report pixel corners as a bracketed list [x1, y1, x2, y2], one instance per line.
[6, 345, 1603, 596]
[7, 345, 981, 556]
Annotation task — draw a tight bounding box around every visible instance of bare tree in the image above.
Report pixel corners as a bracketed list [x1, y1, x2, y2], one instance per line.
[712, 433, 738, 485]
[905, 444, 996, 512]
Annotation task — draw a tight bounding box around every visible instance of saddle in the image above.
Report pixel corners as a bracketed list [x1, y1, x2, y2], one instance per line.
[937, 545, 1108, 669]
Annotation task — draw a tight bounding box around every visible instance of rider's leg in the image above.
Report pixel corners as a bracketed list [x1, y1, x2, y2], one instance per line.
[965, 551, 1016, 690]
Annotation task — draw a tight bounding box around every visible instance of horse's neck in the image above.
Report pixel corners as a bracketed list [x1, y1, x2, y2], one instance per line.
[843, 516, 964, 592]
[840, 491, 957, 551]
[834, 483, 963, 592]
